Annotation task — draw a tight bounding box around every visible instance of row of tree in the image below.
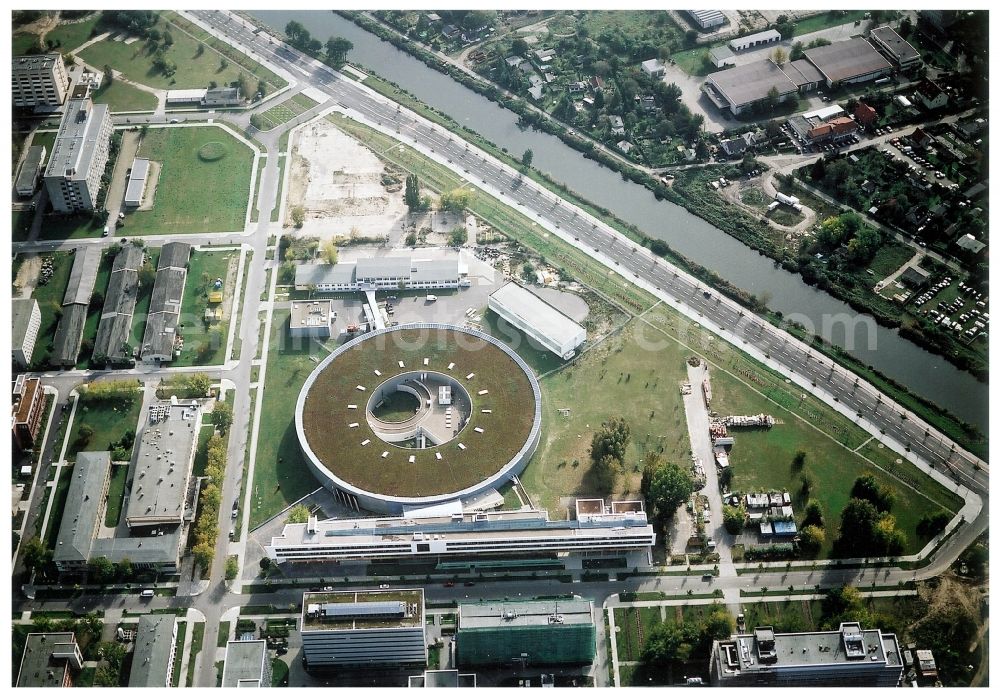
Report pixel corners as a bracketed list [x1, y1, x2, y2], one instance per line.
[284, 21, 353, 65]
[191, 433, 227, 570]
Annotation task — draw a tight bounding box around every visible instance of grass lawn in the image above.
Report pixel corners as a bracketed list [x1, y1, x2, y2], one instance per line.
[216, 621, 231, 647]
[790, 10, 869, 38]
[43, 13, 102, 52]
[192, 426, 216, 478]
[185, 622, 205, 687]
[615, 605, 668, 663]
[173, 250, 238, 366]
[30, 251, 73, 366]
[868, 242, 916, 278]
[13, 32, 42, 54]
[250, 156, 266, 222]
[92, 80, 157, 112]
[102, 462, 130, 527]
[742, 599, 824, 633]
[31, 130, 58, 154]
[255, 92, 319, 131]
[37, 213, 106, 241]
[272, 658, 289, 687]
[671, 46, 718, 77]
[42, 464, 75, 549]
[249, 308, 324, 528]
[128, 126, 254, 234]
[129, 248, 159, 348]
[171, 621, 188, 687]
[271, 156, 286, 222]
[68, 395, 143, 460]
[12, 210, 34, 242]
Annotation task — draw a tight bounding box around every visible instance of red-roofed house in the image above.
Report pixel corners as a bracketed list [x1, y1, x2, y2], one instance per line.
[806, 116, 858, 144]
[854, 101, 877, 126]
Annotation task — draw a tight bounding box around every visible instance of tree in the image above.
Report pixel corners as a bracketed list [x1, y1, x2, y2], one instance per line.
[834, 498, 906, 558]
[211, 402, 233, 434]
[75, 423, 95, 449]
[287, 504, 311, 524]
[850, 473, 895, 513]
[219, 57, 229, 71]
[592, 453, 620, 494]
[722, 504, 746, 534]
[195, 42, 205, 58]
[798, 525, 825, 555]
[703, 609, 735, 640]
[325, 36, 353, 64]
[771, 47, 787, 66]
[790, 40, 805, 61]
[448, 226, 468, 247]
[791, 450, 806, 471]
[821, 585, 870, 628]
[162, 30, 173, 46]
[184, 372, 213, 397]
[21, 537, 51, 573]
[765, 85, 781, 112]
[320, 239, 339, 265]
[115, 558, 133, 581]
[259, 556, 273, 575]
[225, 556, 239, 580]
[646, 462, 694, 526]
[810, 156, 827, 182]
[439, 188, 472, 212]
[291, 205, 306, 228]
[521, 148, 533, 169]
[512, 38, 529, 56]
[103, 64, 114, 85]
[404, 174, 421, 210]
[590, 416, 631, 464]
[799, 471, 814, 496]
[802, 499, 824, 528]
[89, 556, 116, 583]
[916, 511, 951, 539]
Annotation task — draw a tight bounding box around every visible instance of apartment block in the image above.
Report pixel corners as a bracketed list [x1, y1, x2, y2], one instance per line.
[12, 54, 70, 109]
[43, 91, 113, 213]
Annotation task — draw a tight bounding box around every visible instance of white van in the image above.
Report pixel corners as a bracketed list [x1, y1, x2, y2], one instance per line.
[140, 589, 154, 598]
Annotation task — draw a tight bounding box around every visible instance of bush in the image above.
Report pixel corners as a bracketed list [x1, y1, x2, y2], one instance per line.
[197, 141, 228, 162]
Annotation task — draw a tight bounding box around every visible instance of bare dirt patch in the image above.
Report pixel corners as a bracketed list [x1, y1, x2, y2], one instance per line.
[14, 256, 42, 299]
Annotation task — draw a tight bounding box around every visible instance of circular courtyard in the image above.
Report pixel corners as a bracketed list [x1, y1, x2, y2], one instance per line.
[296, 324, 542, 513]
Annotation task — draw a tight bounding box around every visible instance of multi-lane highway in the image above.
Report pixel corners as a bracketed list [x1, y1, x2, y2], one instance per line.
[188, 11, 987, 497]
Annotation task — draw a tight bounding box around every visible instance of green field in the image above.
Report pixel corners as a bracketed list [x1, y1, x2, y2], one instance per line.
[92, 80, 157, 112]
[12, 210, 34, 242]
[29, 251, 73, 366]
[68, 394, 143, 460]
[13, 32, 41, 55]
[37, 214, 106, 241]
[42, 14, 102, 52]
[255, 92, 319, 131]
[127, 126, 254, 234]
[76, 12, 280, 92]
[249, 308, 325, 528]
[173, 250, 238, 366]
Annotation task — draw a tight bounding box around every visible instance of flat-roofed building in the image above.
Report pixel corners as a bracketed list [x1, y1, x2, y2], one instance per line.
[294, 255, 464, 292]
[729, 29, 781, 52]
[488, 282, 586, 359]
[16, 144, 47, 197]
[408, 669, 477, 687]
[125, 401, 199, 528]
[12, 375, 45, 452]
[222, 640, 272, 687]
[128, 615, 178, 687]
[301, 589, 426, 668]
[44, 93, 113, 212]
[268, 504, 654, 563]
[783, 59, 824, 93]
[711, 622, 904, 686]
[687, 10, 725, 30]
[93, 244, 145, 363]
[140, 242, 190, 362]
[869, 26, 921, 68]
[12, 298, 41, 368]
[709, 46, 736, 68]
[203, 86, 241, 107]
[165, 88, 207, 105]
[12, 54, 70, 109]
[640, 58, 666, 78]
[16, 632, 82, 687]
[124, 157, 150, 207]
[703, 60, 799, 115]
[457, 599, 596, 667]
[290, 300, 335, 338]
[804, 38, 893, 87]
[52, 451, 113, 571]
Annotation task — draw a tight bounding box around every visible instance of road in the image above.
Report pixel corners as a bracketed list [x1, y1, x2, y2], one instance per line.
[12, 10, 987, 687]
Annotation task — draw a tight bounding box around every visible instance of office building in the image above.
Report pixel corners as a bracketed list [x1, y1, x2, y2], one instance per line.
[12, 375, 45, 452]
[12, 54, 70, 109]
[128, 615, 178, 687]
[16, 632, 82, 687]
[300, 589, 426, 668]
[222, 640, 272, 687]
[289, 300, 335, 338]
[295, 255, 464, 292]
[268, 501, 654, 563]
[44, 91, 114, 212]
[16, 144, 47, 197]
[12, 298, 41, 368]
[711, 622, 904, 686]
[457, 599, 596, 667]
[488, 282, 586, 359]
[869, 26, 921, 69]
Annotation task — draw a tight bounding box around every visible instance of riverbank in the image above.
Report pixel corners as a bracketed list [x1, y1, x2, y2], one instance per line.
[338, 10, 986, 386]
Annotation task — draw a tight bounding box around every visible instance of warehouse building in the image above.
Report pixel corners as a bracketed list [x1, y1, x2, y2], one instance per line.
[686, 10, 725, 30]
[140, 242, 191, 362]
[124, 158, 151, 208]
[710, 622, 904, 686]
[408, 670, 477, 687]
[782, 59, 824, 93]
[51, 246, 102, 367]
[128, 615, 178, 687]
[93, 244, 145, 364]
[869, 26, 921, 69]
[457, 599, 596, 667]
[12, 298, 41, 368]
[803, 38, 893, 87]
[44, 89, 113, 212]
[165, 88, 207, 106]
[300, 589, 426, 668]
[12, 375, 46, 452]
[268, 502, 654, 563]
[203, 86, 241, 107]
[12, 53, 70, 110]
[729, 29, 781, 52]
[289, 300, 336, 338]
[703, 59, 799, 115]
[222, 640, 272, 687]
[295, 255, 464, 292]
[709, 46, 736, 68]
[16, 144, 47, 197]
[488, 282, 586, 359]
[16, 632, 82, 688]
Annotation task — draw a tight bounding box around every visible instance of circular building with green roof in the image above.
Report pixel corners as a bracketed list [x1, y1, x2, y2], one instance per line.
[296, 324, 542, 514]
